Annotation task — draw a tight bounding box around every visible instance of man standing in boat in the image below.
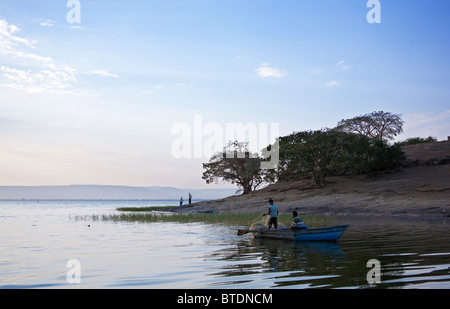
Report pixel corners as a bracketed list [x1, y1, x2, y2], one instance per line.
[263, 199, 278, 229]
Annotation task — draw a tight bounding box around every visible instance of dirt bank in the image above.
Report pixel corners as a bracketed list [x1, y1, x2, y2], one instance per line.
[182, 141, 450, 218]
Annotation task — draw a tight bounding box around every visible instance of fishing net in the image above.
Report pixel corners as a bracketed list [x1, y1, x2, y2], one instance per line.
[249, 223, 266, 231]
[249, 215, 268, 231]
[249, 216, 288, 231]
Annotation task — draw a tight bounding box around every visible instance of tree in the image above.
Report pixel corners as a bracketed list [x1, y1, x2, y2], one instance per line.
[202, 141, 271, 194]
[368, 139, 406, 173]
[328, 129, 373, 176]
[396, 136, 437, 146]
[277, 129, 373, 186]
[336, 111, 404, 141]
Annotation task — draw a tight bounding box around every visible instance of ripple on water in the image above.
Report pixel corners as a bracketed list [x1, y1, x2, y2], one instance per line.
[1, 201, 450, 289]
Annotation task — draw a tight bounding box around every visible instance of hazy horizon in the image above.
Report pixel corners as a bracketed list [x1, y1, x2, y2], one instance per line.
[0, 184, 237, 200]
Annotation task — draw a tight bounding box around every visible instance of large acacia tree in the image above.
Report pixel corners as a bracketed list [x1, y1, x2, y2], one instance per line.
[335, 111, 404, 141]
[202, 141, 272, 194]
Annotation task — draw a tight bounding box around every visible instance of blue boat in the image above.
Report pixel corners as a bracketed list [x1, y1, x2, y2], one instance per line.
[249, 225, 349, 242]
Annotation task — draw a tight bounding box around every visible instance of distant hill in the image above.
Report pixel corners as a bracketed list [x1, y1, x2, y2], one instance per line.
[0, 185, 237, 201]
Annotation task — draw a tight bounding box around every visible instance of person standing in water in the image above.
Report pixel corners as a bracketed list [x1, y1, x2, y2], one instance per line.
[263, 199, 278, 229]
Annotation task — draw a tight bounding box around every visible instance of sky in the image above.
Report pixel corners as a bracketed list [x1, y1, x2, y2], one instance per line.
[0, 0, 449, 188]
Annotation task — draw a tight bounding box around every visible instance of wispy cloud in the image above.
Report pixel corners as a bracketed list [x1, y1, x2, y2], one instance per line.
[89, 70, 119, 79]
[336, 60, 350, 70]
[326, 81, 340, 87]
[256, 62, 288, 78]
[0, 65, 77, 95]
[39, 19, 56, 27]
[0, 19, 117, 95]
[69, 25, 98, 31]
[0, 19, 35, 50]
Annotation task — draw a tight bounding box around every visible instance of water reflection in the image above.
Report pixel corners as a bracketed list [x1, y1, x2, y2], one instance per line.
[252, 239, 347, 288]
[2, 200, 450, 289]
[204, 217, 450, 289]
[205, 238, 348, 288]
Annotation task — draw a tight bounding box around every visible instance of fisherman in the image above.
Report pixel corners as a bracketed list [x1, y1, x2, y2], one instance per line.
[291, 211, 308, 229]
[263, 199, 278, 229]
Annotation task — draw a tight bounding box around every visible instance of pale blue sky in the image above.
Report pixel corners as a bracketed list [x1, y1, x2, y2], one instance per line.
[0, 0, 449, 187]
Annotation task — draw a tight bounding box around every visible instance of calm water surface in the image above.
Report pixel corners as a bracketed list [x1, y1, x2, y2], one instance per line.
[1, 200, 449, 289]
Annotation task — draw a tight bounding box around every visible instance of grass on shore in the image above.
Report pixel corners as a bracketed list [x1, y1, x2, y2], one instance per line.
[116, 206, 178, 212]
[75, 208, 334, 228]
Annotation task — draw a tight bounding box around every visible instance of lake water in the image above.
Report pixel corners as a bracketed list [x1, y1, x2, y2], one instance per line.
[1, 200, 450, 289]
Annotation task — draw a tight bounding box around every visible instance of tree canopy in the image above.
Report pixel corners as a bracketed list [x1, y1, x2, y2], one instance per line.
[202, 141, 271, 194]
[277, 129, 374, 186]
[202, 111, 408, 193]
[335, 111, 404, 141]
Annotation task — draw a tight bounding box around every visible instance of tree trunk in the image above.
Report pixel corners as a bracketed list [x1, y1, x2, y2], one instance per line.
[240, 180, 253, 194]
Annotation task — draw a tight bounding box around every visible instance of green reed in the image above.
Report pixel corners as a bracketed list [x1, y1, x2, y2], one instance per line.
[75, 210, 334, 228]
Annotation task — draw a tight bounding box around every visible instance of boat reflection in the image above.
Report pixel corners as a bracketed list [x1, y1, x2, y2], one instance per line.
[204, 238, 348, 288]
[249, 238, 346, 273]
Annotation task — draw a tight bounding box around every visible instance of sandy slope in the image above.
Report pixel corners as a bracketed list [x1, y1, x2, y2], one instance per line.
[183, 141, 450, 218]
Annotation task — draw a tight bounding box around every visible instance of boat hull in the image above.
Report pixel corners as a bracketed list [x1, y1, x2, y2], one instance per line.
[251, 225, 349, 242]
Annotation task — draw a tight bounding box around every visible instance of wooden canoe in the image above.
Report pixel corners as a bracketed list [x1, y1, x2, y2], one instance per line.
[247, 225, 349, 242]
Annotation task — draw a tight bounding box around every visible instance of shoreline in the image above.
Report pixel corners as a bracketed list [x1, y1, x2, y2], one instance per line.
[178, 164, 450, 220]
